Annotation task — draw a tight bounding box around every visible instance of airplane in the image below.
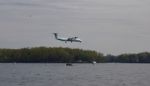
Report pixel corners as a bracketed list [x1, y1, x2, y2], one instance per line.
[53, 33, 82, 43]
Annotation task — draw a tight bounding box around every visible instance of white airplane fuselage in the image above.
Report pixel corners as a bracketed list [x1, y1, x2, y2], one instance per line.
[53, 33, 82, 43]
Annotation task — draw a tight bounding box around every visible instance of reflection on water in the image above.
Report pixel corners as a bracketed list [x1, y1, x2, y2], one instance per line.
[0, 63, 150, 86]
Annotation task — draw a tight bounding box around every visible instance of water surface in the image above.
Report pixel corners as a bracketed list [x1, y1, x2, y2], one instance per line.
[0, 63, 150, 86]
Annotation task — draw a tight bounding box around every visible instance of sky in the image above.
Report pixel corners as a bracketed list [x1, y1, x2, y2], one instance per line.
[0, 0, 150, 55]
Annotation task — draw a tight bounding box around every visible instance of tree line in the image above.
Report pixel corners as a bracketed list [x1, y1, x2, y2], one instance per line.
[106, 52, 150, 63]
[0, 47, 150, 63]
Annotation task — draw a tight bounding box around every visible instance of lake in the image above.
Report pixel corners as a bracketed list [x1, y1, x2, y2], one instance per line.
[0, 63, 150, 86]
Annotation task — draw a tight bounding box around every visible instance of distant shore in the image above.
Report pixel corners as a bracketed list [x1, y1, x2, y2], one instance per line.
[0, 47, 150, 63]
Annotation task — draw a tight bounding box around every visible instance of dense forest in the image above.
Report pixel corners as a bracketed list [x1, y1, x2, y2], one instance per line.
[0, 47, 150, 63]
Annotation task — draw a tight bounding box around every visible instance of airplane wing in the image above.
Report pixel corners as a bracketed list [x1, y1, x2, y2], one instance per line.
[74, 37, 78, 39]
[72, 37, 78, 39]
[67, 37, 78, 41]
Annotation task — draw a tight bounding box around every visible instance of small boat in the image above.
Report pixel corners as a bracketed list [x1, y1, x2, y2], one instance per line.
[66, 63, 73, 66]
[92, 61, 96, 64]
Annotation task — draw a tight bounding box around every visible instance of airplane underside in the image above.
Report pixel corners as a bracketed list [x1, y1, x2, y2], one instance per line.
[58, 39, 81, 43]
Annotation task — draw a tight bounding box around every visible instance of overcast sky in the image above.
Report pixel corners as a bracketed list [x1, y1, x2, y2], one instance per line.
[0, 0, 150, 55]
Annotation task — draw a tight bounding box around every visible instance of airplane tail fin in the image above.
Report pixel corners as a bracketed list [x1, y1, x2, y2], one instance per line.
[53, 33, 58, 39]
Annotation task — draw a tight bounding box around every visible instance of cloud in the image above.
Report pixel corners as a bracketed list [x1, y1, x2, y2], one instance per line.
[0, 0, 41, 7]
